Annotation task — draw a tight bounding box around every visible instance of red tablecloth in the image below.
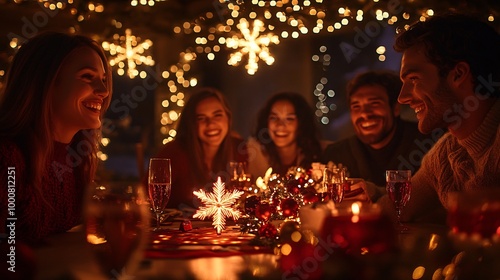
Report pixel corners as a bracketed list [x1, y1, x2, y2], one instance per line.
[145, 226, 273, 259]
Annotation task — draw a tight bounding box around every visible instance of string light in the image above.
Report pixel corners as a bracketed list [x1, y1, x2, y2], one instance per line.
[160, 50, 197, 144]
[130, 0, 166, 6]
[3, 0, 500, 139]
[312, 45, 334, 125]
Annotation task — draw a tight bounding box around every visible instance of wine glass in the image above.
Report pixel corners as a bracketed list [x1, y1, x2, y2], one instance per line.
[148, 158, 172, 231]
[84, 182, 150, 279]
[324, 167, 345, 203]
[228, 161, 250, 190]
[385, 170, 412, 232]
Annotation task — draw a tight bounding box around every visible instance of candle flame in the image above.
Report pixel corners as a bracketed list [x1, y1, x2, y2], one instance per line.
[351, 202, 361, 215]
[351, 202, 361, 223]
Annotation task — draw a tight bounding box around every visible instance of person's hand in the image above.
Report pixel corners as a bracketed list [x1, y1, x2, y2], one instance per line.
[344, 179, 370, 202]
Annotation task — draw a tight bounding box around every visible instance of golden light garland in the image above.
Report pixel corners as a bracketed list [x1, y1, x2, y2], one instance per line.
[130, 0, 166, 7]
[2, 0, 499, 147]
[311, 45, 332, 125]
[102, 28, 154, 79]
[159, 50, 198, 144]
[193, 177, 244, 235]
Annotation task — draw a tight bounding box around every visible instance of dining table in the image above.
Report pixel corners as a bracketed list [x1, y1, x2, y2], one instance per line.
[31, 206, 500, 280]
[34, 219, 282, 280]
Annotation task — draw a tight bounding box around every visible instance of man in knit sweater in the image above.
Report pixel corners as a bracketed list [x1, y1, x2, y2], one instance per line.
[390, 14, 500, 224]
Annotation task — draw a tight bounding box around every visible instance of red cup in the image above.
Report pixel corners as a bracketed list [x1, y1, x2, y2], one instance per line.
[447, 189, 500, 239]
[320, 203, 396, 255]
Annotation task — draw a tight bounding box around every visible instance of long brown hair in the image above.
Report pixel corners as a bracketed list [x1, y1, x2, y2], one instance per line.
[253, 92, 322, 174]
[0, 31, 112, 196]
[175, 87, 234, 184]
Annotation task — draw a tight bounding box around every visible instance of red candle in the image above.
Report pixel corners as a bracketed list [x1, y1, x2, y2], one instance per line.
[320, 203, 396, 255]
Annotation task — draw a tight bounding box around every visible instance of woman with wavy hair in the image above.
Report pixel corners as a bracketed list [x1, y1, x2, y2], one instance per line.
[0, 31, 112, 244]
[248, 92, 322, 178]
[155, 87, 247, 209]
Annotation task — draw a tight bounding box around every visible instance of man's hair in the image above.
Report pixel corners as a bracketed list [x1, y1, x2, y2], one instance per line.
[394, 13, 500, 97]
[347, 70, 402, 108]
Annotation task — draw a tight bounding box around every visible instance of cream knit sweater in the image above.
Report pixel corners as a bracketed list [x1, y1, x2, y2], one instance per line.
[401, 99, 500, 223]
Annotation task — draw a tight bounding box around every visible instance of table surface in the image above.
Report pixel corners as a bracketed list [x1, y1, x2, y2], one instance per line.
[34, 221, 282, 280]
[31, 219, 500, 280]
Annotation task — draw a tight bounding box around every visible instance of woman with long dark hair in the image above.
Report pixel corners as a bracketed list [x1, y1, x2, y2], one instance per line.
[155, 87, 247, 209]
[0, 31, 112, 244]
[248, 92, 322, 178]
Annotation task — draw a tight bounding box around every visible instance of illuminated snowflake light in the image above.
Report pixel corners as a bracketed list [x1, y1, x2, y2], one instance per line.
[102, 29, 154, 79]
[226, 18, 280, 75]
[193, 177, 244, 235]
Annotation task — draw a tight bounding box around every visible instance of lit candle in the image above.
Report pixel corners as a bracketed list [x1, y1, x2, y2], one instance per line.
[351, 202, 361, 223]
[320, 203, 396, 255]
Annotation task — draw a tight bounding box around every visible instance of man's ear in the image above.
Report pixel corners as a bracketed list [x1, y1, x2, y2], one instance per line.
[448, 61, 471, 87]
[393, 102, 401, 117]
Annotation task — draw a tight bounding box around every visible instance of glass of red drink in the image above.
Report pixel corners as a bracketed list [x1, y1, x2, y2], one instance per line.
[385, 170, 412, 232]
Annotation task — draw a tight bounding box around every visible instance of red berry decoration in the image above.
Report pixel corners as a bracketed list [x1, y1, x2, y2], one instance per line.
[285, 179, 301, 194]
[244, 195, 260, 214]
[297, 176, 307, 186]
[255, 201, 276, 221]
[281, 198, 299, 218]
[302, 188, 319, 204]
[258, 222, 278, 239]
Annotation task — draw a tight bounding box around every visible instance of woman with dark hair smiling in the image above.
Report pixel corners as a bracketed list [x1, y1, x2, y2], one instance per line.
[154, 87, 247, 209]
[248, 92, 322, 178]
[0, 31, 112, 244]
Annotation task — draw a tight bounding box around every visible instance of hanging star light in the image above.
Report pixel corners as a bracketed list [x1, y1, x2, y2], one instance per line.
[102, 29, 154, 79]
[225, 18, 280, 75]
[193, 177, 244, 235]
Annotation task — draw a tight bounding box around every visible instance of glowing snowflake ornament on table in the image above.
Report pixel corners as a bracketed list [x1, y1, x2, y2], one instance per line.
[193, 177, 244, 235]
[225, 18, 280, 75]
[102, 28, 154, 79]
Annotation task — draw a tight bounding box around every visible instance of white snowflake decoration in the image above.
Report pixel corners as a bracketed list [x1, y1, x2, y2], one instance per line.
[102, 28, 154, 79]
[193, 177, 244, 234]
[225, 18, 280, 75]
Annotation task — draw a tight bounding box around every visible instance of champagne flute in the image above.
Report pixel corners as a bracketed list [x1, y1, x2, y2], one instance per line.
[229, 161, 240, 190]
[229, 161, 249, 190]
[84, 182, 150, 279]
[324, 167, 345, 203]
[148, 158, 172, 231]
[385, 170, 412, 232]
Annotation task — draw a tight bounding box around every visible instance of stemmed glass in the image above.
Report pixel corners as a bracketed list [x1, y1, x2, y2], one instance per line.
[386, 170, 412, 232]
[324, 167, 345, 203]
[148, 158, 172, 231]
[84, 182, 150, 278]
[229, 161, 251, 190]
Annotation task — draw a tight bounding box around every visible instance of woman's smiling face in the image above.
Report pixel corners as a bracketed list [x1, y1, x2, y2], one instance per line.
[196, 96, 229, 148]
[267, 100, 298, 149]
[51, 46, 109, 142]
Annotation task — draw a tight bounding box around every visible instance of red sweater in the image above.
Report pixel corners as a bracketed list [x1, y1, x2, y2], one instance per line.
[0, 140, 84, 245]
[154, 136, 248, 209]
